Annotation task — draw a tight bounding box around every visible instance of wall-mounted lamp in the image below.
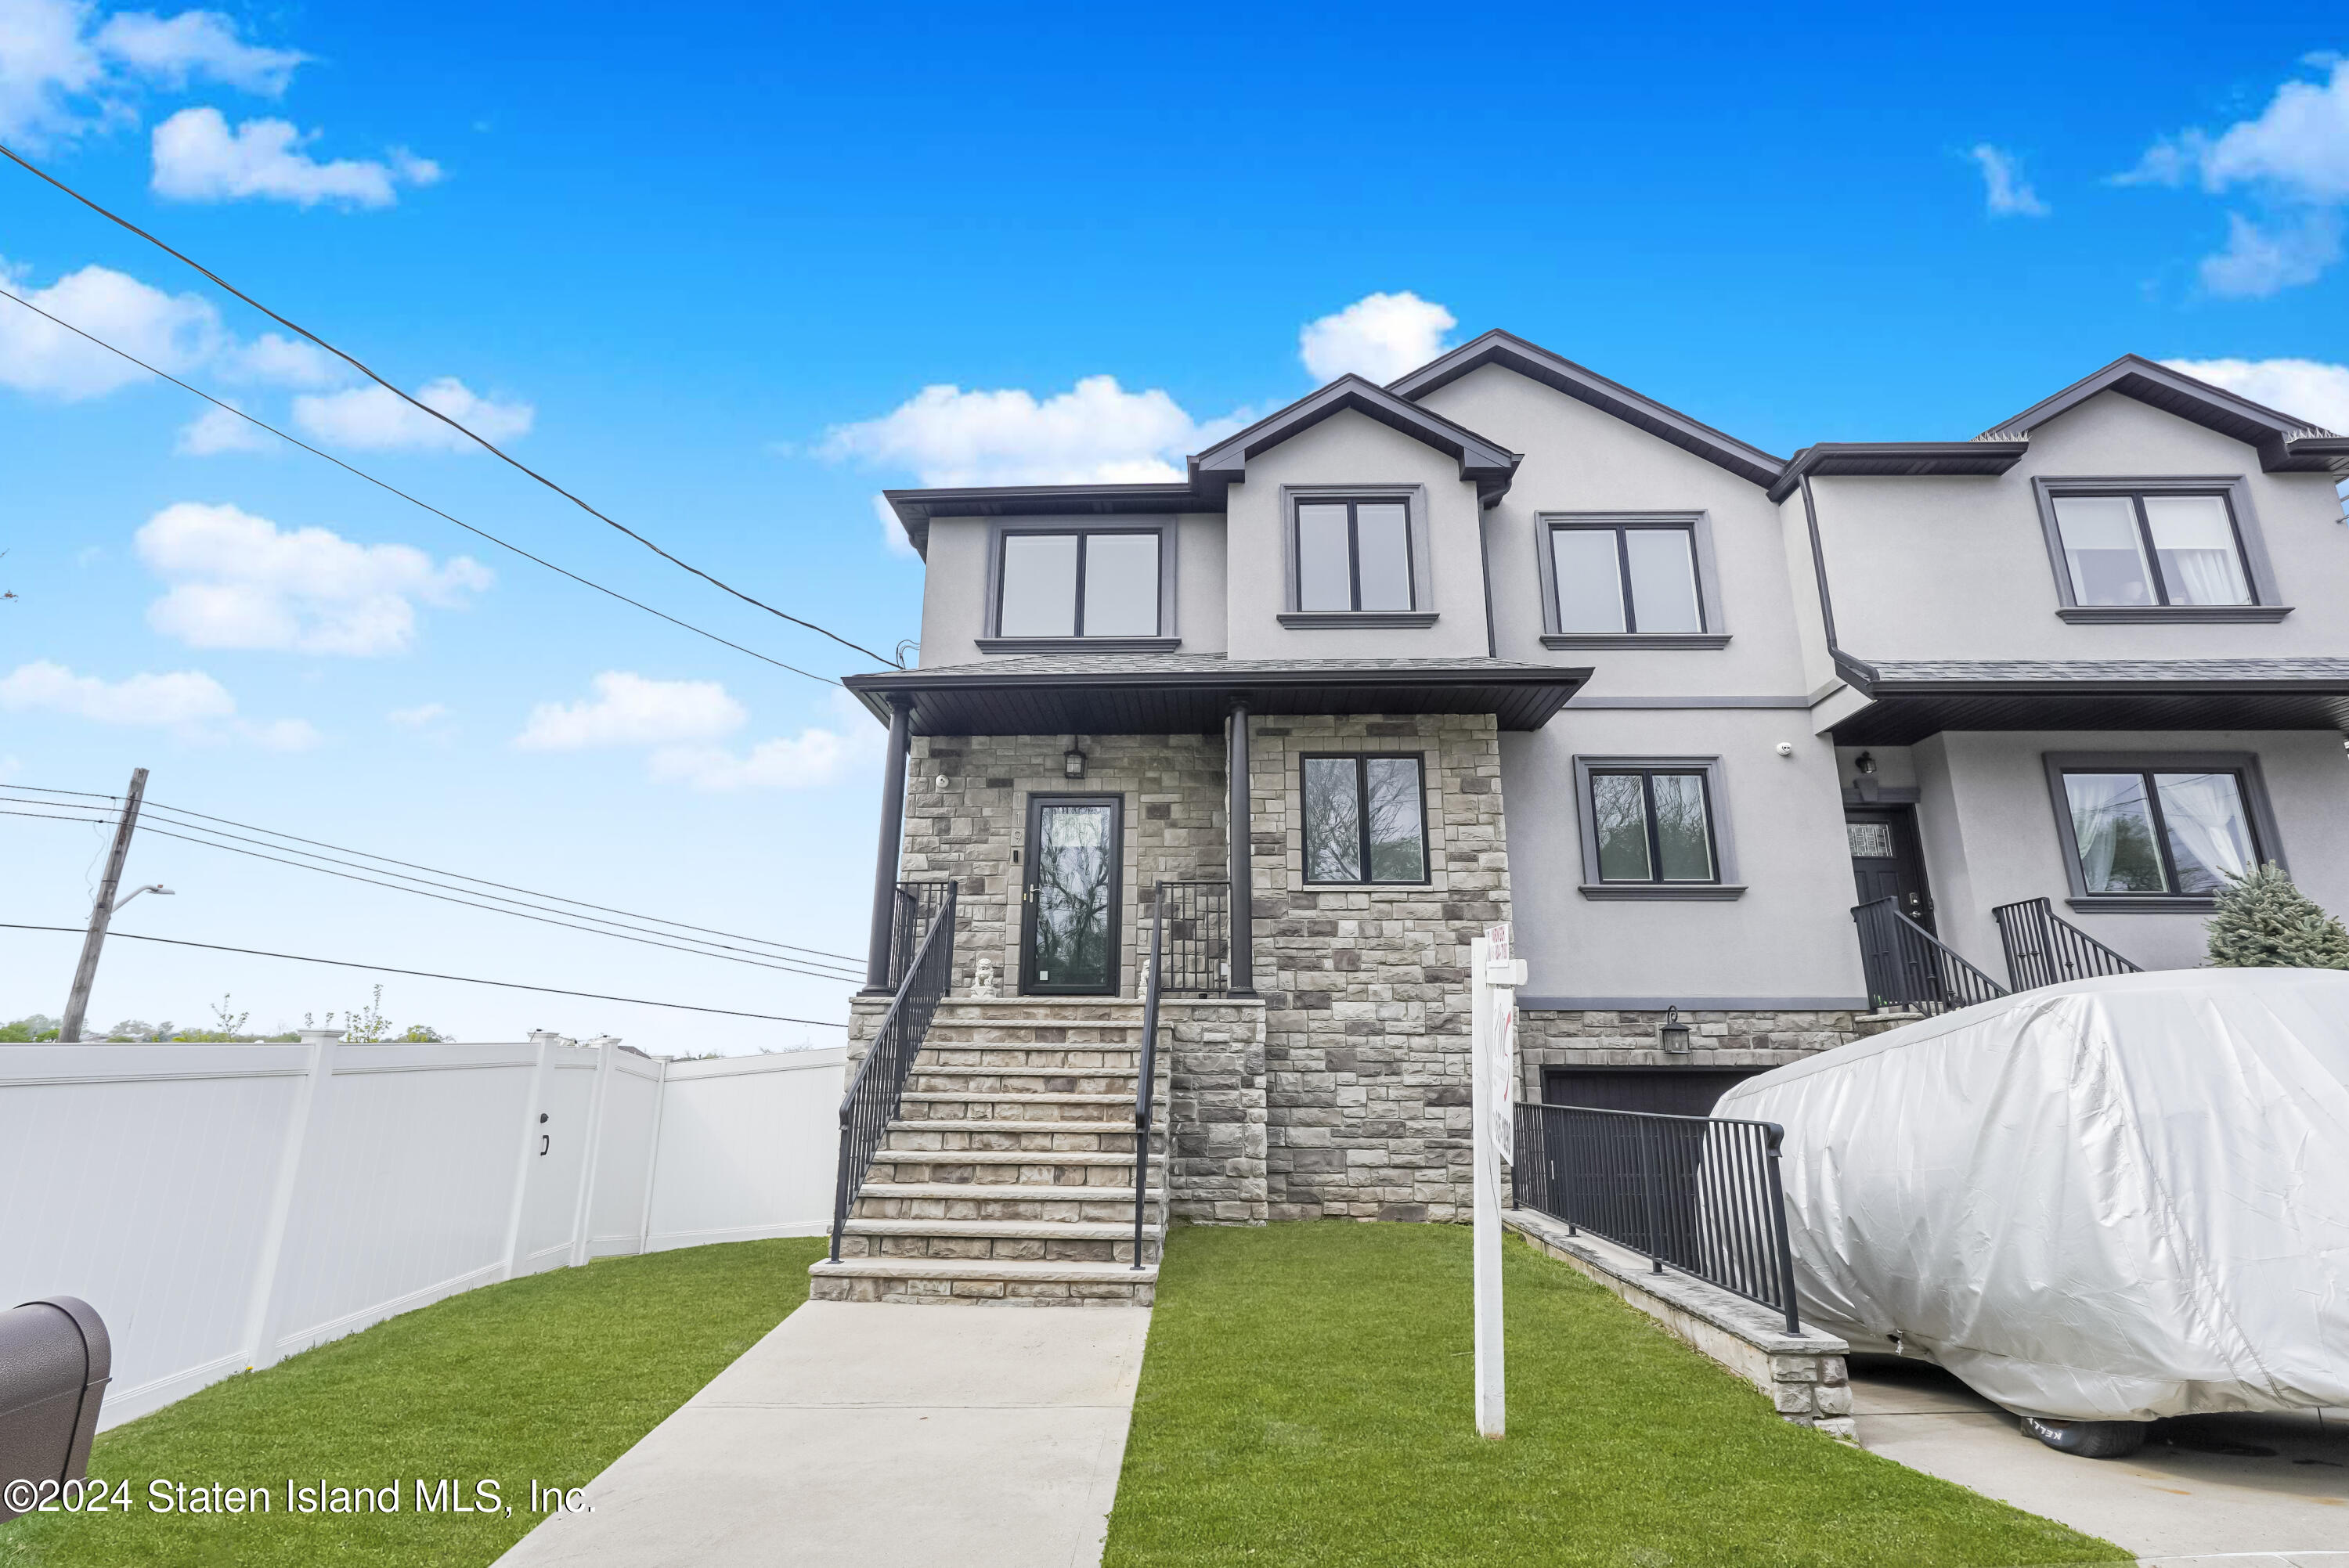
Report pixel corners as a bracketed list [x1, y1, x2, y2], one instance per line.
[1658, 1004, 1690, 1054]
[1063, 737, 1087, 780]
[1853, 752, 1878, 776]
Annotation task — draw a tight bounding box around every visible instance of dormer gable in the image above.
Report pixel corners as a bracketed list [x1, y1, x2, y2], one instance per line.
[1188, 374, 1521, 506]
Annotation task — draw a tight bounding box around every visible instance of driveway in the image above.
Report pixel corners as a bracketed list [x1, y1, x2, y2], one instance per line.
[1849, 1354, 2349, 1566]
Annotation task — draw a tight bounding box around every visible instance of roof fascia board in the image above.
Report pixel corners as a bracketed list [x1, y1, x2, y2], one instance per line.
[882, 481, 1207, 557]
[1187, 374, 1521, 504]
[1979, 354, 2343, 471]
[1387, 330, 1787, 490]
[1765, 441, 2030, 503]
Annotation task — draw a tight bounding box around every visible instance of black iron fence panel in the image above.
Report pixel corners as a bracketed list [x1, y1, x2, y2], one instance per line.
[1852, 897, 2008, 1015]
[1992, 896, 2143, 993]
[1150, 880, 1229, 997]
[1514, 1101, 1802, 1334]
[832, 884, 957, 1262]
[1132, 898, 1164, 1270]
[887, 880, 956, 991]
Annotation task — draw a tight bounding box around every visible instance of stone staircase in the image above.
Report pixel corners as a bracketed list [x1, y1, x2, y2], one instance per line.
[808, 1000, 1167, 1307]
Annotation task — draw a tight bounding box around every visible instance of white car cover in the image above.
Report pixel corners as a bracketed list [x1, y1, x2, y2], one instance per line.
[1716, 968, 2349, 1422]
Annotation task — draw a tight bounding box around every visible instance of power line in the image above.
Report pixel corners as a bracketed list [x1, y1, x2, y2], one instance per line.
[0, 923, 846, 1026]
[0, 783, 121, 800]
[0, 284, 842, 689]
[139, 797, 865, 964]
[0, 806, 117, 827]
[0, 141, 904, 672]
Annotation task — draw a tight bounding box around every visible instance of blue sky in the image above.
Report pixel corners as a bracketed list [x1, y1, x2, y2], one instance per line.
[3, 0, 2345, 1049]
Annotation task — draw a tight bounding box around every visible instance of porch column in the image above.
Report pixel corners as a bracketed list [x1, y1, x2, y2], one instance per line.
[1226, 697, 1256, 998]
[862, 695, 914, 995]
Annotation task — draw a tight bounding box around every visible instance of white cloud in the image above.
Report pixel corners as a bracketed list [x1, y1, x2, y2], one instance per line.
[514, 672, 746, 752]
[92, 9, 305, 94]
[2118, 59, 2349, 294]
[1298, 291, 1456, 384]
[233, 716, 317, 750]
[821, 375, 1203, 488]
[0, 256, 222, 398]
[870, 492, 918, 561]
[173, 400, 265, 454]
[514, 676, 874, 791]
[0, 658, 233, 726]
[2161, 355, 2349, 434]
[151, 106, 442, 208]
[2196, 210, 2344, 298]
[387, 701, 449, 727]
[0, 256, 349, 402]
[1968, 143, 2050, 217]
[136, 501, 492, 655]
[292, 377, 534, 452]
[0, 0, 305, 144]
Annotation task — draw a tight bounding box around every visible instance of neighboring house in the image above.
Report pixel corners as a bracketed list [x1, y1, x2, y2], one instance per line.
[811, 333, 2349, 1303]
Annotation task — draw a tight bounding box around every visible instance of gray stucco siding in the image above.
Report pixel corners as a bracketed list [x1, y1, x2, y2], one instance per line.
[1500, 709, 1865, 1004]
[1815, 391, 2349, 665]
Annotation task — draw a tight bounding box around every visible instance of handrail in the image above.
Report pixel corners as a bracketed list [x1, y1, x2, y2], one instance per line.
[1131, 889, 1164, 1270]
[829, 882, 957, 1262]
[1851, 896, 2008, 1015]
[1992, 896, 2142, 993]
[1514, 1101, 1802, 1334]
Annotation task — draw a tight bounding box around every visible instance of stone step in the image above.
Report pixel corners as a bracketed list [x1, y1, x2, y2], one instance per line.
[897, 1092, 1138, 1119]
[887, 1118, 1144, 1136]
[835, 1217, 1160, 1264]
[806, 1256, 1156, 1307]
[852, 1181, 1160, 1225]
[865, 1157, 1144, 1189]
[918, 1046, 1149, 1067]
[880, 1124, 1157, 1155]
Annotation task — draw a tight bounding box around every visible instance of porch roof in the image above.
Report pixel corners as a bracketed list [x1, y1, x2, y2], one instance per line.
[1830, 657, 2349, 744]
[843, 653, 1592, 735]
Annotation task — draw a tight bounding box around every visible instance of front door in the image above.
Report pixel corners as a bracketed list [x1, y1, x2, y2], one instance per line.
[1020, 795, 1122, 995]
[1846, 807, 1933, 932]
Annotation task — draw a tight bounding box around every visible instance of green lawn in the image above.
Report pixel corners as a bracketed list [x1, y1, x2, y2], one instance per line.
[1104, 1223, 2127, 1568]
[0, 1238, 824, 1568]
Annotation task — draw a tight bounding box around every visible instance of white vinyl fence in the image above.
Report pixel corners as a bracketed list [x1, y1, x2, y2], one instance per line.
[0, 1033, 846, 1430]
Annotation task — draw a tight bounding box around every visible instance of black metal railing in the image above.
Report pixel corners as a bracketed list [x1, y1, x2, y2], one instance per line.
[1514, 1101, 1802, 1335]
[886, 879, 956, 990]
[1992, 896, 2143, 993]
[1149, 880, 1229, 996]
[1131, 893, 1165, 1271]
[831, 883, 958, 1262]
[1852, 897, 2010, 1015]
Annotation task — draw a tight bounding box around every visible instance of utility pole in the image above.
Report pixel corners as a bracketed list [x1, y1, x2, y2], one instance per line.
[60, 766, 149, 1043]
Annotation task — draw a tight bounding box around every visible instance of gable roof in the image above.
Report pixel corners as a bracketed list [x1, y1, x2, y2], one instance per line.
[1185, 373, 1521, 505]
[1979, 353, 2349, 474]
[1387, 330, 1788, 489]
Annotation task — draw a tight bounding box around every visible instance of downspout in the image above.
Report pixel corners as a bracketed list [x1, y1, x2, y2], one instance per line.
[1477, 506, 1499, 659]
[1796, 469, 1878, 694]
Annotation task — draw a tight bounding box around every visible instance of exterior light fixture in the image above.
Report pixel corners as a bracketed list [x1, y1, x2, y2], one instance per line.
[1658, 1004, 1691, 1054]
[1853, 752, 1878, 775]
[1063, 739, 1086, 780]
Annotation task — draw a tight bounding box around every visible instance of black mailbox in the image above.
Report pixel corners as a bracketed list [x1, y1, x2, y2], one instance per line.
[0, 1297, 110, 1519]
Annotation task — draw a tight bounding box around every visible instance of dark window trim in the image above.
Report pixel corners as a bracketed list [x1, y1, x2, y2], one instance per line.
[1294, 498, 1417, 615]
[1297, 752, 1432, 887]
[1535, 511, 1729, 646]
[2030, 477, 2286, 623]
[983, 518, 1176, 642]
[2040, 749, 2282, 912]
[1588, 767, 1723, 885]
[1019, 791, 1125, 997]
[1279, 485, 1433, 622]
[1570, 754, 1745, 899]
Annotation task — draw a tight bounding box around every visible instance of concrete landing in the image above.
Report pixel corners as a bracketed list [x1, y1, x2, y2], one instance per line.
[494, 1301, 1152, 1568]
[1848, 1356, 2349, 1564]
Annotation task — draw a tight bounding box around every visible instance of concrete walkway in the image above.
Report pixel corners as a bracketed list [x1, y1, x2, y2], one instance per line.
[1849, 1356, 2349, 1566]
[495, 1303, 1153, 1568]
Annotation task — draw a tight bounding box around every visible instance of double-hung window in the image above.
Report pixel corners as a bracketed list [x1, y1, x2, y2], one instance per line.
[1550, 521, 1705, 635]
[2059, 766, 2259, 897]
[1300, 754, 1427, 884]
[1589, 768, 1718, 884]
[996, 530, 1161, 638]
[1296, 500, 1414, 613]
[2049, 491, 2254, 609]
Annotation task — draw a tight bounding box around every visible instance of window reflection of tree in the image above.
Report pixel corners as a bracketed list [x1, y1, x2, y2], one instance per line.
[1034, 808, 1113, 984]
[1366, 759, 1424, 880]
[1302, 759, 1362, 881]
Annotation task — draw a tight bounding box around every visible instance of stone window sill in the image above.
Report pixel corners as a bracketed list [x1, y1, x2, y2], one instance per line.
[1277, 611, 1438, 629]
[1543, 633, 1732, 649]
[975, 636, 1181, 653]
[1579, 884, 1747, 901]
[2064, 894, 2217, 914]
[2054, 606, 2289, 624]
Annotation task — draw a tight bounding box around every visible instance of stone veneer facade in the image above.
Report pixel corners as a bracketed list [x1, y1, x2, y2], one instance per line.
[849, 716, 1856, 1225]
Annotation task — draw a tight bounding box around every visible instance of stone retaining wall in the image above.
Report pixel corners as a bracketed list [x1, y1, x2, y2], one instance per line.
[1515, 1008, 1864, 1103]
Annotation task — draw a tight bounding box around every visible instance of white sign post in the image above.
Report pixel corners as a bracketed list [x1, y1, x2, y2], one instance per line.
[1470, 921, 1525, 1440]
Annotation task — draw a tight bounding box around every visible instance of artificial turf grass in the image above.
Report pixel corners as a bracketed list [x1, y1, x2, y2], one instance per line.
[0, 1236, 824, 1568]
[1104, 1222, 2129, 1568]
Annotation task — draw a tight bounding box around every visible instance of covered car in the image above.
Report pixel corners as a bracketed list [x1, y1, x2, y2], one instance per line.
[1717, 969, 2349, 1428]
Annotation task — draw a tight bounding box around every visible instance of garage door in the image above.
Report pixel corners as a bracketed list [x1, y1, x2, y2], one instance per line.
[1540, 1067, 1769, 1119]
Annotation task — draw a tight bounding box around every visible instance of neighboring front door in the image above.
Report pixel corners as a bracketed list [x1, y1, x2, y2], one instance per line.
[1846, 807, 1933, 932]
[1021, 795, 1122, 995]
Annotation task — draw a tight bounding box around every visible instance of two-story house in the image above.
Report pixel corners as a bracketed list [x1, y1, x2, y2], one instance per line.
[809, 333, 2349, 1307]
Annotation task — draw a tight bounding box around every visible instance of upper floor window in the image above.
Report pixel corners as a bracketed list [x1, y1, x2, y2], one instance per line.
[1297, 500, 1414, 613]
[1301, 753, 1427, 884]
[1552, 521, 1704, 635]
[998, 530, 1161, 638]
[2051, 491, 2253, 609]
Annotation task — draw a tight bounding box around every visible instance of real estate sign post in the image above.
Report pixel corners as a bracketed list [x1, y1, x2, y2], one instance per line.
[1470, 922, 1525, 1440]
